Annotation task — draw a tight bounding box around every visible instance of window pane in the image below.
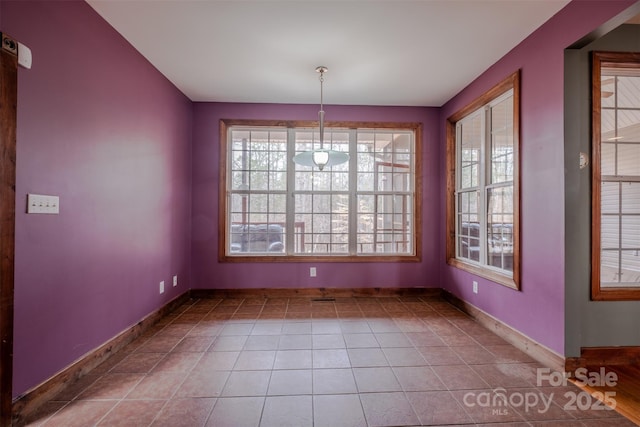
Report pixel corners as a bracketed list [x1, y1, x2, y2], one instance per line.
[490, 96, 514, 184]
[621, 216, 640, 249]
[617, 76, 640, 109]
[459, 114, 481, 189]
[617, 143, 640, 176]
[601, 215, 619, 249]
[622, 182, 640, 213]
[457, 191, 479, 262]
[601, 182, 619, 214]
[620, 251, 640, 284]
[487, 186, 514, 272]
[601, 76, 615, 108]
[601, 142, 616, 176]
[600, 249, 619, 286]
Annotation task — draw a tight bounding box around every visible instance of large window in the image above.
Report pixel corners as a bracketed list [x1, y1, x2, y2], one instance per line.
[446, 71, 520, 289]
[592, 52, 640, 300]
[219, 120, 421, 262]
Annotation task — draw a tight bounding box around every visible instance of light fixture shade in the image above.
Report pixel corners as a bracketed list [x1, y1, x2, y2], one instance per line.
[292, 66, 350, 171]
[293, 149, 349, 171]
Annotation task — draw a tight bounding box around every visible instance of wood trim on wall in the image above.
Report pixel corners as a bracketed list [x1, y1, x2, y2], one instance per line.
[442, 290, 565, 373]
[218, 119, 423, 263]
[591, 51, 640, 301]
[190, 287, 443, 300]
[0, 33, 18, 427]
[11, 292, 190, 425]
[445, 70, 521, 291]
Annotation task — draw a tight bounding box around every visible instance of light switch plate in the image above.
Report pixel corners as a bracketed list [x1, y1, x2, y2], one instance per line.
[27, 194, 59, 214]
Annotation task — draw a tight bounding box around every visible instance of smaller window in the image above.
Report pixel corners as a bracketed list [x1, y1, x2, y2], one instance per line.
[446, 71, 521, 289]
[591, 51, 640, 301]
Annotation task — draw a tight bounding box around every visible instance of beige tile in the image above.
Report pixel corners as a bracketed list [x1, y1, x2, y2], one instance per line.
[313, 394, 366, 427]
[431, 364, 490, 390]
[260, 395, 313, 427]
[348, 348, 389, 367]
[267, 369, 312, 395]
[76, 373, 144, 400]
[110, 352, 165, 373]
[278, 334, 312, 350]
[152, 352, 202, 373]
[176, 370, 230, 398]
[312, 334, 345, 349]
[221, 370, 270, 396]
[127, 371, 185, 399]
[193, 351, 239, 371]
[382, 347, 426, 367]
[417, 346, 465, 365]
[273, 349, 312, 370]
[41, 400, 116, 427]
[172, 336, 215, 352]
[359, 392, 419, 427]
[243, 335, 279, 350]
[353, 367, 401, 392]
[96, 400, 165, 427]
[374, 332, 412, 348]
[205, 397, 264, 427]
[406, 390, 473, 425]
[313, 349, 351, 369]
[135, 335, 182, 353]
[209, 336, 247, 351]
[281, 322, 311, 334]
[313, 369, 358, 394]
[393, 366, 447, 392]
[233, 350, 276, 370]
[344, 333, 379, 348]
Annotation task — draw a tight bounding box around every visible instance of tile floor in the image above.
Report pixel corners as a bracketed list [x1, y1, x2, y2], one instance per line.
[21, 295, 637, 426]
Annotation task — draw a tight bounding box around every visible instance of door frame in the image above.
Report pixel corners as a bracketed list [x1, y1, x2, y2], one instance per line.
[0, 32, 18, 427]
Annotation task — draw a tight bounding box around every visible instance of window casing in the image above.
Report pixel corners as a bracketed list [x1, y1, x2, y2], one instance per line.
[446, 71, 521, 289]
[592, 52, 640, 301]
[219, 120, 421, 262]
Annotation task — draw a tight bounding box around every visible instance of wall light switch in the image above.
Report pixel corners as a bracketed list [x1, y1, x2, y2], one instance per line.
[173, 275, 178, 287]
[160, 281, 165, 294]
[27, 194, 59, 214]
[310, 267, 317, 277]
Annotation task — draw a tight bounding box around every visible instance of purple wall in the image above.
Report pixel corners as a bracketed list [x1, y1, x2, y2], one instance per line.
[191, 103, 440, 289]
[439, 0, 636, 355]
[2, 1, 193, 397]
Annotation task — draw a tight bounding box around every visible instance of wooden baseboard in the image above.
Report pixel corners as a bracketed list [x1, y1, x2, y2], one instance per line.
[442, 290, 565, 372]
[11, 291, 190, 425]
[565, 346, 640, 372]
[189, 287, 443, 299]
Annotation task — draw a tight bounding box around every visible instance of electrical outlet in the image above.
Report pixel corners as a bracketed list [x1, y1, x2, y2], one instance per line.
[173, 275, 178, 287]
[310, 267, 317, 277]
[160, 281, 165, 294]
[472, 281, 478, 294]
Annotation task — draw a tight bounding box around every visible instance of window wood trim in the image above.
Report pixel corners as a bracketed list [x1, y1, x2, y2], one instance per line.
[445, 70, 521, 290]
[218, 119, 422, 263]
[591, 51, 640, 301]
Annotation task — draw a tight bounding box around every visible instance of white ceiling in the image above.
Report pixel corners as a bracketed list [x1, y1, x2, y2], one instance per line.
[86, 0, 571, 107]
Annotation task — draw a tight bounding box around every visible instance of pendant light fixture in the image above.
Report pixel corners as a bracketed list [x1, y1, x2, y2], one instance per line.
[292, 66, 349, 171]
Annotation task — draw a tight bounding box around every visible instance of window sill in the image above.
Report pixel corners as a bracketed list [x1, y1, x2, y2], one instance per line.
[447, 258, 519, 290]
[220, 254, 421, 263]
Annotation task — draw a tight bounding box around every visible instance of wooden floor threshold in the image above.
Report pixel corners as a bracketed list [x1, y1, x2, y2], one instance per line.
[566, 347, 640, 425]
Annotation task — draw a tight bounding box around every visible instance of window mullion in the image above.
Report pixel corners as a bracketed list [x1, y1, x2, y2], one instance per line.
[348, 129, 358, 255]
[479, 107, 489, 267]
[286, 128, 296, 255]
